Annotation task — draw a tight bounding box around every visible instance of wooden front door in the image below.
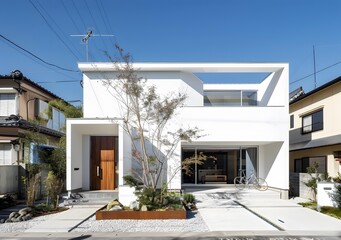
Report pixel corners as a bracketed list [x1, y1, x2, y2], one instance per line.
[90, 136, 115, 190]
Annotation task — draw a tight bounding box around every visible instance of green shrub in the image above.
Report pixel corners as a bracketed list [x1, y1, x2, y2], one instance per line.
[320, 206, 341, 219]
[183, 193, 196, 203]
[332, 184, 341, 209]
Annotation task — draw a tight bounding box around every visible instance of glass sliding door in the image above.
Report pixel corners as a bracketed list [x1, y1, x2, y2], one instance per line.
[182, 147, 258, 185]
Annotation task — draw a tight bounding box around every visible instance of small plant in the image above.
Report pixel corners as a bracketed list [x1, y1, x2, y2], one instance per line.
[331, 184, 341, 209]
[298, 200, 317, 209]
[333, 173, 341, 183]
[183, 193, 196, 204]
[304, 162, 321, 201]
[320, 206, 341, 219]
[45, 171, 63, 209]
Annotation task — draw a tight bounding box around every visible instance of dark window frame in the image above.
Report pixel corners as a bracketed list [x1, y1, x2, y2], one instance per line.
[290, 115, 294, 129]
[294, 156, 327, 173]
[301, 109, 323, 134]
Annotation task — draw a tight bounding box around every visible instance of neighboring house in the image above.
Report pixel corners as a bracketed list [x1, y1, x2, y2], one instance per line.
[67, 63, 289, 204]
[289, 77, 341, 177]
[0, 70, 65, 196]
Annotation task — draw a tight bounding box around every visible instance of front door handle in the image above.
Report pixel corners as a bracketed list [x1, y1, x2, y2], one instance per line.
[97, 166, 100, 177]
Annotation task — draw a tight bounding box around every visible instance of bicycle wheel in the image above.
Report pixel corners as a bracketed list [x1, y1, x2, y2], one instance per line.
[253, 178, 268, 191]
[234, 176, 246, 190]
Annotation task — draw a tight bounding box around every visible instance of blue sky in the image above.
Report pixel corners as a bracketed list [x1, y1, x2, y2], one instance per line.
[1, 0, 341, 104]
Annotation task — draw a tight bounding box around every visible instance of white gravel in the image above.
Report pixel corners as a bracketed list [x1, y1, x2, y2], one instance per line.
[0, 210, 209, 233]
[72, 211, 209, 232]
[0, 214, 53, 232]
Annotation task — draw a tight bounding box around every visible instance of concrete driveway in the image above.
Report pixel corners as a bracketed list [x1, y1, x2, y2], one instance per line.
[187, 187, 341, 235]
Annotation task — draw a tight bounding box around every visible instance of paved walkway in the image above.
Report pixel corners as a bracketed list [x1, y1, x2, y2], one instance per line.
[190, 187, 341, 234]
[5, 187, 341, 234]
[25, 205, 104, 232]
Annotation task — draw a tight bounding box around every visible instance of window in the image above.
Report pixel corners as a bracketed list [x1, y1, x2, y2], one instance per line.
[0, 93, 16, 116]
[47, 107, 65, 131]
[30, 143, 56, 164]
[34, 99, 49, 120]
[0, 144, 12, 165]
[302, 109, 323, 134]
[204, 90, 257, 106]
[294, 156, 326, 173]
[290, 115, 294, 129]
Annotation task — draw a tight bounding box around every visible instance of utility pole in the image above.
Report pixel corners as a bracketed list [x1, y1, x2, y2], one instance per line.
[71, 30, 114, 61]
[313, 45, 317, 89]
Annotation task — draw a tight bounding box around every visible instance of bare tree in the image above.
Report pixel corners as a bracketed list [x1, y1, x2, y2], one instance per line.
[102, 45, 203, 203]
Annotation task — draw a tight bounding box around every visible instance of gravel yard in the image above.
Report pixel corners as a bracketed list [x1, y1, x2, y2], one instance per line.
[0, 214, 53, 232]
[0, 210, 209, 233]
[72, 211, 209, 232]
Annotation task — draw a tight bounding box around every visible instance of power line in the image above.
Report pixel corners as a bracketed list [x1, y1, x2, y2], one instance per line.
[61, 0, 82, 34]
[71, 0, 87, 30]
[29, 0, 80, 61]
[290, 60, 341, 85]
[0, 34, 78, 73]
[36, 80, 81, 83]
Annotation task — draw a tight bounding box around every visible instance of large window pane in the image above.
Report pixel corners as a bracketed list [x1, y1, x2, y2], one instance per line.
[0, 93, 16, 116]
[302, 115, 312, 133]
[302, 109, 323, 134]
[0, 144, 12, 165]
[204, 90, 257, 106]
[242, 91, 257, 106]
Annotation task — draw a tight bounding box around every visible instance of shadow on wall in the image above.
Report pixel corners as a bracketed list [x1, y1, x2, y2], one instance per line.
[262, 142, 284, 182]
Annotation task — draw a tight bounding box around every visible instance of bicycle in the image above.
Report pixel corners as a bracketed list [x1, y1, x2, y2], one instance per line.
[234, 170, 268, 191]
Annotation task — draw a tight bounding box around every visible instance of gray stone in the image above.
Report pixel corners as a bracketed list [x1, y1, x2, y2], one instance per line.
[109, 205, 122, 211]
[129, 201, 139, 210]
[22, 214, 32, 221]
[140, 205, 148, 211]
[163, 198, 169, 205]
[11, 217, 19, 222]
[19, 207, 32, 216]
[5, 219, 11, 223]
[8, 212, 16, 219]
[0, 218, 5, 224]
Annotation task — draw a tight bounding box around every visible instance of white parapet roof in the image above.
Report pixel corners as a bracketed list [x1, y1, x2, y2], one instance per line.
[78, 62, 288, 73]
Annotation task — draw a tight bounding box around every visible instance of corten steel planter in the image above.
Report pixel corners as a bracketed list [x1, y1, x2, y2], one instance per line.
[96, 206, 186, 220]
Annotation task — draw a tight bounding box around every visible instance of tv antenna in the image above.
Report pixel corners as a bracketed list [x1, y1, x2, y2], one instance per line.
[71, 30, 114, 61]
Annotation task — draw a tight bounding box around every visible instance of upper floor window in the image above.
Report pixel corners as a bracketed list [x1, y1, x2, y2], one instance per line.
[47, 107, 65, 131]
[204, 90, 257, 106]
[0, 93, 16, 116]
[302, 109, 323, 134]
[290, 115, 294, 129]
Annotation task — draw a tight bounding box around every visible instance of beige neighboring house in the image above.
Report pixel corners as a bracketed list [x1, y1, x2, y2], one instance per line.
[0, 70, 66, 197]
[289, 77, 341, 178]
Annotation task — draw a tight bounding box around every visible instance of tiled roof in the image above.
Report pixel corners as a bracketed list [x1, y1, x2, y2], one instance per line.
[0, 74, 63, 100]
[0, 116, 64, 138]
[290, 76, 341, 105]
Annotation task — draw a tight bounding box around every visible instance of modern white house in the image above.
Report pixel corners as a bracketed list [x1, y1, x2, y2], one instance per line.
[66, 63, 289, 204]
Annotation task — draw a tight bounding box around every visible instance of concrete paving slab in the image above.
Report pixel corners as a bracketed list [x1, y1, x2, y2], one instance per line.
[199, 207, 278, 231]
[192, 187, 341, 233]
[250, 205, 341, 231]
[25, 205, 104, 232]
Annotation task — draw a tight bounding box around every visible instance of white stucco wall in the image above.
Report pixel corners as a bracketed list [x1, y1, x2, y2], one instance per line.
[72, 63, 289, 198]
[66, 119, 121, 191]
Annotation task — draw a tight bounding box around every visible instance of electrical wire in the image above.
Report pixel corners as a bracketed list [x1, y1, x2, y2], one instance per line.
[84, 0, 109, 59]
[29, 0, 81, 61]
[36, 80, 81, 83]
[61, 0, 82, 34]
[290, 61, 341, 85]
[36, 1, 83, 59]
[0, 34, 78, 73]
[71, 0, 87, 30]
